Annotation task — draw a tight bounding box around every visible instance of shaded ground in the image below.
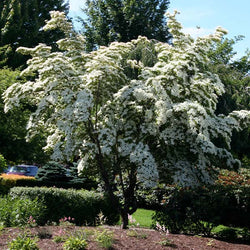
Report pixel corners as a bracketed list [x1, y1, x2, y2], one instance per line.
[0, 225, 250, 249]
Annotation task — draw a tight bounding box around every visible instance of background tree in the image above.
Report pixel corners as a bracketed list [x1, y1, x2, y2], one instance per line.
[208, 37, 250, 165]
[0, 153, 7, 172]
[0, 0, 69, 68]
[0, 68, 49, 163]
[81, 0, 171, 51]
[4, 11, 250, 228]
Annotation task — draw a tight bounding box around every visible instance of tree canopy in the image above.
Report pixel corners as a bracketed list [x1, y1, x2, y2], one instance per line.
[81, 0, 171, 51]
[0, 68, 49, 163]
[208, 37, 250, 163]
[4, 11, 250, 228]
[0, 0, 69, 68]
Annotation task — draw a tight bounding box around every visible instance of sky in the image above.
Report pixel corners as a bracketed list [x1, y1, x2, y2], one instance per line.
[68, 0, 250, 59]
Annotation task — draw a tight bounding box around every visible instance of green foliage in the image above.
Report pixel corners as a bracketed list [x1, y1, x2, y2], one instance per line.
[0, 153, 6, 173]
[81, 0, 171, 51]
[209, 37, 250, 162]
[7, 233, 39, 250]
[0, 44, 12, 67]
[152, 185, 250, 235]
[94, 229, 114, 249]
[0, 196, 46, 227]
[158, 239, 176, 247]
[126, 229, 147, 239]
[216, 168, 250, 186]
[67, 163, 97, 188]
[53, 235, 66, 243]
[212, 225, 250, 242]
[53, 228, 94, 244]
[35, 161, 97, 189]
[0, 176, 37, 195]
[136, 185, 174, 209]
[35, 161, 69, 182]
[9, 186, 120, 226]
[63, 236, 88, 250]
[0, 176, 12, 195]
[0, 68, 49, 163]
[0, 173, 96, 196]
[0, 0, 69, 68]
[216, 228, 238, 241]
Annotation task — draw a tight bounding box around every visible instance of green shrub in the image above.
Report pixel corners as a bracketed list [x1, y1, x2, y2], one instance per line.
[0, 195, 46, 227]
[63, 236, 88, 250]
[126, 229, 147, 239]
[216, 228, 238, 241]
[136, 185, 176, 210]
[7, 233, 39, 250]
[217, 168, 250, 186]
[0, 176, 14, 195]
[152, 185, 250, 235]
[9, 186, 119, 226]
[94, 229, 114, 249]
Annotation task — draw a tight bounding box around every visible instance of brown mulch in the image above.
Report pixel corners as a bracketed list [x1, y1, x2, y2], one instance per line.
[0, 225, 250, 250]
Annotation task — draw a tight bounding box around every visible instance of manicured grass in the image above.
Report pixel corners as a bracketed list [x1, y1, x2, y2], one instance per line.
[116, 208, 154, 228]
[131, 208, 154, 228]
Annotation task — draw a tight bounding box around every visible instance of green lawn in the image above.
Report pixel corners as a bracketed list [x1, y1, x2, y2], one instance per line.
[131, 208, 154, 228]
[117, 208, 154, 228]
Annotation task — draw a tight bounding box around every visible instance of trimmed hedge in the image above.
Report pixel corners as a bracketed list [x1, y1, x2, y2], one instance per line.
[0, 175, 37, 195]
[152, 185, 250, 235]
[9, 187, 119, 226]
[0, 176, 97, 195]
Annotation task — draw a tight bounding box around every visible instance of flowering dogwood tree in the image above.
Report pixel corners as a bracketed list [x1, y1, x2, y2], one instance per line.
[4, 11, 250, 228]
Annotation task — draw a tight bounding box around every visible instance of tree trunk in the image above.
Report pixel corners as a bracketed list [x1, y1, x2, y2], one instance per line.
[121, 207, 129, 229]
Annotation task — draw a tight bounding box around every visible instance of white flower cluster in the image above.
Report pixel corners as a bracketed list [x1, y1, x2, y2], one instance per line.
[129, 143, 159, 187]
[73, 90, 93, 122]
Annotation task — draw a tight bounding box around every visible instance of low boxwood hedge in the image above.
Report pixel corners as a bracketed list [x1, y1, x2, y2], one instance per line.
[9, 187, 119, 226]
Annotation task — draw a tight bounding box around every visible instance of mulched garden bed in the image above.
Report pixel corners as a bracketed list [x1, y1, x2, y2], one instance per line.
[0, 225, 250, 249]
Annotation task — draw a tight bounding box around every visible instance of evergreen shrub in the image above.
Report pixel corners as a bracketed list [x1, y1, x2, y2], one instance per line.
[35, 161, 97, 190]
[35, 161, 69, 182]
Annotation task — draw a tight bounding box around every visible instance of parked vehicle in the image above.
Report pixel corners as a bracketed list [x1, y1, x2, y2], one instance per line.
[6, 165, 38, 177]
